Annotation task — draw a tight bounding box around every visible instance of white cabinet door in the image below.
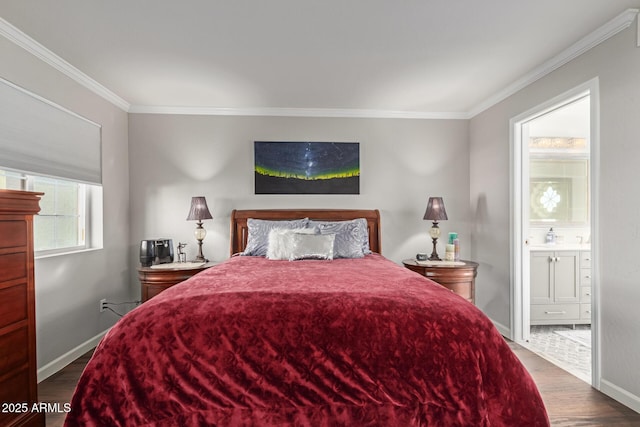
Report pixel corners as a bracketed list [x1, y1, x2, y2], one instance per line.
[531, 251, 553, 304]
[554, 251, 579, 303]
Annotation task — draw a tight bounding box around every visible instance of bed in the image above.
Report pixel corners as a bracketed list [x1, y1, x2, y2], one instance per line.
[65, 209, 549, 427]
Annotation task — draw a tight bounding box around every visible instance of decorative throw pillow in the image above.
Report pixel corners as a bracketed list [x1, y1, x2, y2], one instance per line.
[242, 218, 309, 256]
[308, 218, 371, 258]
[288, 233, 335, 261]
[266, 228, 316, 260]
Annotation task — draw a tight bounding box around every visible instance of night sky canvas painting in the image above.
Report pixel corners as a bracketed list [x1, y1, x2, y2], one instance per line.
[254, 141, 360, 194]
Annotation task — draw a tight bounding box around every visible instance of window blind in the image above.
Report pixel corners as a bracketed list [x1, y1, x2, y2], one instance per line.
[0, 77, 102, 184]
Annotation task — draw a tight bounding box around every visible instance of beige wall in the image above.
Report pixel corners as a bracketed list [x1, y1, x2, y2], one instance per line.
[0, 37, 131, 373]
[470, 21, 640, 407]
[128, 114, 470, 266]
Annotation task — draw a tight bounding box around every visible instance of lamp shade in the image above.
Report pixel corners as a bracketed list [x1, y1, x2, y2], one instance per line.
[186, 196, 213, 221]
[423, 197, 448, 221]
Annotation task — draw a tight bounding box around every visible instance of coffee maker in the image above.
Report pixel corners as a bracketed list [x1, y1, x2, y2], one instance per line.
[140, 239, 174, 267]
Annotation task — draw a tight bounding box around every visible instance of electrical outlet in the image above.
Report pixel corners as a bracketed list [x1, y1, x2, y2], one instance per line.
[99, 298, 107, 313]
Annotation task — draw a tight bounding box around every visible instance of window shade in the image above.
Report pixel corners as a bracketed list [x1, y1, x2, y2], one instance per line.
[0, 78, 102, 184]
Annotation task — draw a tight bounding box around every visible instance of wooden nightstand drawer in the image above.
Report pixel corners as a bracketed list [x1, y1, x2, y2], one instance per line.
[402, 259, 478, 304]
[138, 262, 216, 302]
[440, 282, 472, 300]
[144, 283, 191, 301]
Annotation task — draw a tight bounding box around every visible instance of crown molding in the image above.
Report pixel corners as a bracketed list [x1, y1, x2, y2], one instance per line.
[0, 17, 130, 112]
[2, 8, 637, 120]
[127, 104, 470, 119]
[468, 8, 639, 118]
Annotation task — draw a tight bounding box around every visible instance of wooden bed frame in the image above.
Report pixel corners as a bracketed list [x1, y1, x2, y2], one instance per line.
[230, 209, 381, 256]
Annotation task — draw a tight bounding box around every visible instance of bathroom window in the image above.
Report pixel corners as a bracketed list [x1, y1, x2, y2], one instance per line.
[529, 159, 589, 225]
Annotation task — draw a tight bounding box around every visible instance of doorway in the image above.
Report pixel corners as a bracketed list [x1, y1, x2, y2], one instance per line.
[510, 79, 599, 387]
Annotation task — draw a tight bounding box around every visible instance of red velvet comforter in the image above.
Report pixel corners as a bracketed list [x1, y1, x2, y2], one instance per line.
[66, 254, 548, 426]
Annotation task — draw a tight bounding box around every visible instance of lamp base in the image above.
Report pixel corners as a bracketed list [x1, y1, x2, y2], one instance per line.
[428, 237, 441, 261]
[195, 237, 208, 263]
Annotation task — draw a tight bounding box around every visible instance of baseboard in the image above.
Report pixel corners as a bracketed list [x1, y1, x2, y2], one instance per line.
[489, 318, 511, 339]
[600, 379, 640, 414]
[37, 328, 110, 383]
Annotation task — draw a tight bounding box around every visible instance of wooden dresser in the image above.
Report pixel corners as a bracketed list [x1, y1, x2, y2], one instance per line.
[0, 190, 45, 427]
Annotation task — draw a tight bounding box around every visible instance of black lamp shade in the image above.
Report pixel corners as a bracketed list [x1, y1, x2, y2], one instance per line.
[186, 196, 213, 221]
[423, 197, 448, 221]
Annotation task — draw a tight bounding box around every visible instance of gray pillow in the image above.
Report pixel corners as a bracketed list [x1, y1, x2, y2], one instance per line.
[242, 218, 309, 256]
[308, 218, 371, 258]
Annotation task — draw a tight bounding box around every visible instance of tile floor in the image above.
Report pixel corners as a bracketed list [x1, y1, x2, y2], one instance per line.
[523, 324, 592, 384]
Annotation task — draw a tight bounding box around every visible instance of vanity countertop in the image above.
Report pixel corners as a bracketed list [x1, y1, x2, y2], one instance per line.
[529, 244, 591, 251]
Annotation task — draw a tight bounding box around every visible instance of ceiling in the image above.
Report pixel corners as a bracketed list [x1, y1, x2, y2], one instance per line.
[1, 1, 639, 117]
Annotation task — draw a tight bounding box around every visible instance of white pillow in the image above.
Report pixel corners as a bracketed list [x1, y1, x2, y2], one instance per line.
[288, 233, 335, 261]
[266, 228, 315, 260]
[266, 228, 335, 260]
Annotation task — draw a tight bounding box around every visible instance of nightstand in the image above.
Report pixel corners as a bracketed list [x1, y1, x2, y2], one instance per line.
[137, 262, 216, 302]
[402, 259, 479, 304]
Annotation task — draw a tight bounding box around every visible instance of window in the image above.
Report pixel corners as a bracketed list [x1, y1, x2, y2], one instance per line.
[1, 169, 100, 256]
[0, 79, 102, 256]
[31, 176, 87, 252]
[529, 159, 589, 225]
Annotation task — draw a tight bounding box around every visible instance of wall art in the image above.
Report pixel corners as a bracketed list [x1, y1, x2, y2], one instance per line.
[254, 141, 360, 194]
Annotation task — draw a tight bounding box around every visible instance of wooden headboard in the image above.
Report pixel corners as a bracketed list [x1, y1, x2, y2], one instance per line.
[230, 209, 381, 256]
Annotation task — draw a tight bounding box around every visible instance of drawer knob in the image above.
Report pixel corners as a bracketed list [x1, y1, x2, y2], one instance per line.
[545, 311, 567, 315]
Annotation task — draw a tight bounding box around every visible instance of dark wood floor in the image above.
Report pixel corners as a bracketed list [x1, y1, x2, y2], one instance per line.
[39, 343, 640, 427]
[507, 342, 640, 427]
[38, 349, 93, 427]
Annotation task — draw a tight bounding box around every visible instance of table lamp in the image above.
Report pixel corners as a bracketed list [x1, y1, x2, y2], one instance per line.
[423, 196, 448, 261]
[186, 196, 213, 262]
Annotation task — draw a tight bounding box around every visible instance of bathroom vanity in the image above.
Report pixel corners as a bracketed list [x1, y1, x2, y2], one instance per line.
[530, 245, 591, 325]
